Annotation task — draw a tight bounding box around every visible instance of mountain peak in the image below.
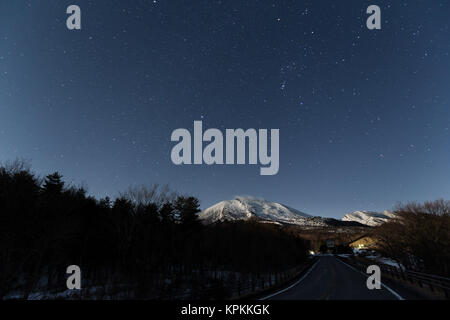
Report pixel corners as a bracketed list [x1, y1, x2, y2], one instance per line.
[341, 210, 395, 226]
[199, 196, 390, 228]
[198, 196, 311, 225]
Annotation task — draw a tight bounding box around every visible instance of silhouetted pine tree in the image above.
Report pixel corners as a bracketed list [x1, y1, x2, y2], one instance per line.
[42, 172, 64, 195]
[0, 160, 310, 299]
[175, 196, 201, 228]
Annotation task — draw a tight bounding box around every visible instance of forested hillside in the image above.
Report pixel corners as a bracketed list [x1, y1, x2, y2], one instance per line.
[0, 160, 308, 299]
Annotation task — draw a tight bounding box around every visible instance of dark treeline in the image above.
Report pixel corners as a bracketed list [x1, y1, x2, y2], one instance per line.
[0, 160, 307, 299]
[374, 199, 450, 277]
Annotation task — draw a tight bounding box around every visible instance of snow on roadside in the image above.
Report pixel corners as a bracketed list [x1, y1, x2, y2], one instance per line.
[361, 253, 404, 270]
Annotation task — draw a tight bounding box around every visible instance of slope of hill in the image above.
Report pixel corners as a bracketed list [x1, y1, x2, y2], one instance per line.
[198, 196, 311, 223]
[198, 197, 364, 228]
[341, 210, 395, 226]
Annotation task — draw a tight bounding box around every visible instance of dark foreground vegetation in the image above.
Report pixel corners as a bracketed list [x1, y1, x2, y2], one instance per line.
[374, 200, 450, 277]
[0, 160, 307, 299]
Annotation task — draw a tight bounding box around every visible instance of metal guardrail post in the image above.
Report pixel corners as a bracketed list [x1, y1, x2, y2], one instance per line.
[418, 278, 423, 288]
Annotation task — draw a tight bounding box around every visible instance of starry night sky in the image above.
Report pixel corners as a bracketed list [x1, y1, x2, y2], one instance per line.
[1, 0, 449, 218]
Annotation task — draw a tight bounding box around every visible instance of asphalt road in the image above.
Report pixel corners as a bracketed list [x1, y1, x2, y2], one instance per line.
[264, 255, 402, 300]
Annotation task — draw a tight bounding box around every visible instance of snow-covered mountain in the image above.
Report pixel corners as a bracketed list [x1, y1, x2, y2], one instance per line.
[198, 196, 361, 228]
[198, 196, 310, 224]
[341, 210, 395, 226]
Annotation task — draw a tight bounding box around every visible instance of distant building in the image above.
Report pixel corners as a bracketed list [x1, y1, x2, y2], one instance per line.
[348, 234, 377, 250]
[326, 239, 335, 249]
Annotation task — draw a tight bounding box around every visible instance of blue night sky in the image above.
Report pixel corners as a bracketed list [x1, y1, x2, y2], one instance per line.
[1, 1, 449, 218]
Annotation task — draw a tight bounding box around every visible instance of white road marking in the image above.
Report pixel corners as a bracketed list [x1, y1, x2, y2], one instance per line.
[336, 257, 405, 300]
[260, 258, 320, 300]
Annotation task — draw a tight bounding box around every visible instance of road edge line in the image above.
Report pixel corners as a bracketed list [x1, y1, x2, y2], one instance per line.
[336, 257, 405, 300]
[259, 258, 320, 300]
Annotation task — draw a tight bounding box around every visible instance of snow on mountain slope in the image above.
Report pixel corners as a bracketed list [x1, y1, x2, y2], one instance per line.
[199, 196, 384, 228]
[198, 196, 328, 226]
[341, 210, 395, 226]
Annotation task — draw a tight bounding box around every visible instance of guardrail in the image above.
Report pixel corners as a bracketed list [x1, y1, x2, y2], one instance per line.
[337, 255, 450, 299]
[155, 257, 318, 300]
[381, 265, 450, 298]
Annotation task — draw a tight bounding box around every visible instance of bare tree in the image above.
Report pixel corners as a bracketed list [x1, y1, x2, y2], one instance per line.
[374, 199, 450, 275]
[119, 184, 178, 208]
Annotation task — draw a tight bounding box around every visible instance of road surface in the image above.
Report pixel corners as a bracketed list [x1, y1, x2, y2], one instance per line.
[264, 255, 402, 300]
